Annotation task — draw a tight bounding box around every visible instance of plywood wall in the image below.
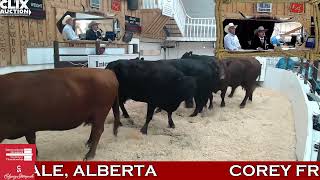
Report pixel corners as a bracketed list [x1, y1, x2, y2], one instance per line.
[221, 2, 314, 19]
[0, 0, 145, 67]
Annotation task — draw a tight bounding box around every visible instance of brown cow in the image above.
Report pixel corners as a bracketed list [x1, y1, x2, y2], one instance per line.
[209, 57, 261, 108]
[0, 68, 120, 160]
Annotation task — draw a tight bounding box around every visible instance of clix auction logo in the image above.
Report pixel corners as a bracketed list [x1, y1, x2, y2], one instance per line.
[0, 0, 31, 16]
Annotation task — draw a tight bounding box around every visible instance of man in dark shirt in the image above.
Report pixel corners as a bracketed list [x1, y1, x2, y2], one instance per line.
[86, 21, 102, 40]
[251, 26, 272, 50]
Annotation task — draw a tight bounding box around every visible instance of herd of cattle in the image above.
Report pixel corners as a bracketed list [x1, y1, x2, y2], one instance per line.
[0, 52, 261, 160]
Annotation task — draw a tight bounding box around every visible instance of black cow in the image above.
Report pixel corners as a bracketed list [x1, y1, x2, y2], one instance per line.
[106, 60, 196, 134]
[181, 51, 261, 108]
[159, 58, 224, 117]
[180, 52, 226, 109]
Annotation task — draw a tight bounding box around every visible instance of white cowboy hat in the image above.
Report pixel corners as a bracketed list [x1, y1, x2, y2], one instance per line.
[62, 15, 74, 25]
[224, 23, 238, 33]
[88, 21, 100, 29]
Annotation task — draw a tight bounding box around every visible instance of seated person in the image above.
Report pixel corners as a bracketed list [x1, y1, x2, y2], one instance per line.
[270, 28, 282, 47]
[251, 26, 272, 50]
[86, 21, 102, 40]
[224, 23, 241, 51]
[271, 36, 281, 47]
[62, 15, 80, 40]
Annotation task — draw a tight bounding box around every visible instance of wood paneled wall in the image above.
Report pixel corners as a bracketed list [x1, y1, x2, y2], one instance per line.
[0, 0, 146, 67]
[140, 9, 167, 39]
[221, 2, 314, 19]
[221, 2, 315, 36]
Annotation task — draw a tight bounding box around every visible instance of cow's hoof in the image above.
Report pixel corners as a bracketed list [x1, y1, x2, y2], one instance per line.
[85, 141, 92, 148]
[208, 105, 213, 110]
[83, 152, 95, 161]
[140, 128, 147, 135]
[128, 119, 134, 125]
[189, 113, 198, 117]
[228, 95, 233, 98]
[155, 108, 162, 113]
[240, 104, 245, 109]
[168, 123, 175, 129]
[123, 114, 130, 119]
[220, 103, 225, 107]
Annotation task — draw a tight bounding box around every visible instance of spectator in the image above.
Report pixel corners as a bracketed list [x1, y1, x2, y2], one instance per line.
[270, 27, 282, 47]
[62, 15, 80, 41]
[224, 23, 241, 51]
[251, 26, 272, 50]
[86, 21, 103, 40]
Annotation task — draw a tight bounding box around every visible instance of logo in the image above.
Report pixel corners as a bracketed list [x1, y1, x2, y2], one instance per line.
[0, 0, 31, 16]
[6, 148, 33, 161]
[112, 0, 121, 11]
[290, 3, 304, 14]
[0, 144, 35, 180]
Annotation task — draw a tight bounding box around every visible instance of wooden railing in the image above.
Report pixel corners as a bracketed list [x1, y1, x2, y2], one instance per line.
[53, 40, 129, 68]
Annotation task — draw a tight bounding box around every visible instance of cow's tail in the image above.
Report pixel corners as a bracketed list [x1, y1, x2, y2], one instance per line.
[256, 64, 262, 87]
[112, 96, 120, 136]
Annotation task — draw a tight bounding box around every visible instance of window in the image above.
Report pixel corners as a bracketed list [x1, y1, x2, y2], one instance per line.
[90, 0, 100, 8]
[257, 3, 272, 13]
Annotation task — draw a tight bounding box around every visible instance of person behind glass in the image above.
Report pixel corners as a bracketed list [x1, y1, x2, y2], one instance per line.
[251, 26, 272, 51]
[224, 23, 241, 51]
[270, 27, 282, 47]
[86, 21, 102, 40]
[62, 15, 80, 40]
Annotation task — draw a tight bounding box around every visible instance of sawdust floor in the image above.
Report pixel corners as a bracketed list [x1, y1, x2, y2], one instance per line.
[4, 87, 296, 161]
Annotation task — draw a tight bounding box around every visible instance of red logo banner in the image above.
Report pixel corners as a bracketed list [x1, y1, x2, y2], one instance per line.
[0, 144, 36, 180]
[112, 0, 121, 12]
[290, 3, 304, 14]
[34, 161, 320, 179]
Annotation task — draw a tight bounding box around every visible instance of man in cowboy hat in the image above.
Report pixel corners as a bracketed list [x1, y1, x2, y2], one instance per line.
[62, 15, 80, 41]
[86, 21, 103, 40]
[224, 22, 242, 51]
[251, 26, 272, 50]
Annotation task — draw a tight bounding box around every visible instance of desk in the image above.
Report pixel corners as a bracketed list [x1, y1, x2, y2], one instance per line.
[231, 49, 274, 53]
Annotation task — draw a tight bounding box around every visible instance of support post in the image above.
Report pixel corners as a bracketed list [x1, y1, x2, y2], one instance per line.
[299, 58, 303, 75]
[312, 60, 319, 93]
[95, 40, 101, 55]
[304, 60, 310, 84]
[53, 41, 60, 68]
